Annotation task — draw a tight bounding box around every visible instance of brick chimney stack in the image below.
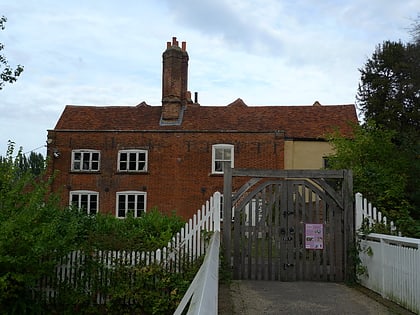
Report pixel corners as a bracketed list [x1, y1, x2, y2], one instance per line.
[161, 37, 190, 125]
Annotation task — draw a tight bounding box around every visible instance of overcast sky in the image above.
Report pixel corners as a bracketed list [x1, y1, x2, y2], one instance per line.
[1, 0, 418, 155]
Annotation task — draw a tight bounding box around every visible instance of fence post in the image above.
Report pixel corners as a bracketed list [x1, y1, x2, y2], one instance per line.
[379, 237, 386, 298]
[223, 164, 232, 273]
[213, 191, 221, 232]
[355, 192, 363, 231]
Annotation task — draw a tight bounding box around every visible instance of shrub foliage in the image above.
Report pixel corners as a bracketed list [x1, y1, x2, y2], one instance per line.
[0, 142, 195, 314]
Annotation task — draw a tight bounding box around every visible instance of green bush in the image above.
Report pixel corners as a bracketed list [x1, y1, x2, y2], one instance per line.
[85, 209, 185, 251]
[0, 143, 86, 313]
[0, 142, 194, 314]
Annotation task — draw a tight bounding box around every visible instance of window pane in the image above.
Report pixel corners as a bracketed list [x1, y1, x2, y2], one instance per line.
[139, 152, 146, 162]
[80, 194, 88, 212]
[82, 153, 90, 170]
[136, 195, 145, 217]
[138, 162, 145, 171]
[215, 149, 223, 160]
[127, 195, 135, 210]
[74, 162, 81, 170]
[91, 161, 99, 170]
[137, 195, 144, 209]
[129, 160, 137, 170]
[92, 152, 99, 161]
[129, 153, 137, 170]
[118, 195, 126, 217]
[215, 161, 223, 172]
[74, 152, 81, 161]
[71, 194, 79, 206]
[129, 152, 137, 161]
[90, 195, 97, 214]
[224, 149, 231, 160]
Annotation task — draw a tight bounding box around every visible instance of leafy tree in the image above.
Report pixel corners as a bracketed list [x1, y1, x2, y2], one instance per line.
[0, 16, 24, 90]
[357, 41, 420, 140]
[1, 146, 45, 177]
[327, 123, 419, 237]
[355, 39, 420, 228]
[410, 13, 420, 44]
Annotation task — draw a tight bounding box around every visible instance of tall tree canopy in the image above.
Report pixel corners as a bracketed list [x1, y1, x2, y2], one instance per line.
[0, 16, 24, 90]
[0, 141, 45, 177]
[357, 40, 420, 141]
[356, 39, 420, 221]
[410, 13, 420, 44]
[329, 34, 420, 236]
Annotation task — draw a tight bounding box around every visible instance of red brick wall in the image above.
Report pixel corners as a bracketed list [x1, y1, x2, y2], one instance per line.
[47, 130, 284, 219]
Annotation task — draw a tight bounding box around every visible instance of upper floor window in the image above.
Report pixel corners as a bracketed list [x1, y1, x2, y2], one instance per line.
[70, 190, 98, 215]
[118, 150, 148, 172]
[116, 191, 146, 218]
[72, 150, 100, 172]
[212, 144, 234, 174]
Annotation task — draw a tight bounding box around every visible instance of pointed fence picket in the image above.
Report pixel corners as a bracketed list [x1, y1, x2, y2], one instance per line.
[355, 192, 397, 234]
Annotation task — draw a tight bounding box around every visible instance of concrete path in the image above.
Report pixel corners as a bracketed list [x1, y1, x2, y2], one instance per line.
[218, 281, 414, 315]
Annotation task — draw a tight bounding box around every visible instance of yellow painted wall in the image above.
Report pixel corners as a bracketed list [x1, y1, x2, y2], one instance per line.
[284, 140, 334, 169]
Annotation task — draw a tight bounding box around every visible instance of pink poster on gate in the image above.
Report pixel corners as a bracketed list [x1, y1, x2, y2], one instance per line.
[305, 223, 324, 249]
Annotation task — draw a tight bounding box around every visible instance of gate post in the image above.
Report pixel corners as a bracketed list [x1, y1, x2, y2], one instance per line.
[343, 169, 354, 282]
[223, 164, 232, 273]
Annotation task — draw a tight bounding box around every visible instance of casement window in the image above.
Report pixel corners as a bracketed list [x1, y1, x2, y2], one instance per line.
[71, 150, 100, 171]
[70, 191, 99, 215]
[116, 191, 146, 218]
[118, 150, 148, 172]
[212, 144, 234, 174]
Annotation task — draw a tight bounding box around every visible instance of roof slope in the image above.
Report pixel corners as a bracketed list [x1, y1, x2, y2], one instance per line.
[54, 100, 358, 139]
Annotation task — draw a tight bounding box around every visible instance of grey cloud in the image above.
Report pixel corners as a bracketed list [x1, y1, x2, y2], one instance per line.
[163, 0, 284, 55]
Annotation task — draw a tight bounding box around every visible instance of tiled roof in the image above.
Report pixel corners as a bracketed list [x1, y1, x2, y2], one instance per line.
[54, 99, 358, 139]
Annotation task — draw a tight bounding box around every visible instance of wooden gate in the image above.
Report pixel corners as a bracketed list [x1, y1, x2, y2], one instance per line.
[223, 168, 353, 282]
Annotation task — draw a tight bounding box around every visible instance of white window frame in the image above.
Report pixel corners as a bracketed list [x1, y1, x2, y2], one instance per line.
[117, 150, 148, 172]
[71, 149, 100, 172]
[116, 191, 147, 218]
[70, 190, 99, 215]
[212, 144, 234, 174]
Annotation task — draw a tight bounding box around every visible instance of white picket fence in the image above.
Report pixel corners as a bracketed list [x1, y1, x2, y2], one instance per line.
[355, 192, 420, 314]
[41, 191, 222, 303]
[355, 192, 397, 234]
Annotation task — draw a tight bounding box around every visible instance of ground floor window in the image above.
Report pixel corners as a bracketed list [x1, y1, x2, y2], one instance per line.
[70, 191, 99, 215]
[116, 191, 146, 218]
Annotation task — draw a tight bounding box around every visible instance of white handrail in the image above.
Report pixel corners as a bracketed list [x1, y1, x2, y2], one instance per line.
[173, 231, 220, 315]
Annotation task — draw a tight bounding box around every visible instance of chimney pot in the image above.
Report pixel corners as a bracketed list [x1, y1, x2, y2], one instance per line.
[167, 41, 171, 49]
[182, 41, 186, 51]
[172, 37, 177, 46]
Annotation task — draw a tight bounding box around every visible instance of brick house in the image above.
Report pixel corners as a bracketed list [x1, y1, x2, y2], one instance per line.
[47, 37, 357, 219]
